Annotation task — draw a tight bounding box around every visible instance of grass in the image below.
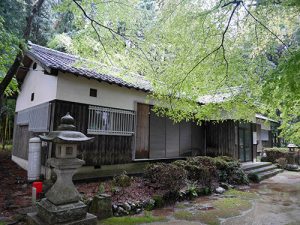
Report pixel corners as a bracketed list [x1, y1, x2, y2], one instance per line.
[98, 211, 166, 225]
[174, 197, 253, 225]
[0, 222, 5, 225]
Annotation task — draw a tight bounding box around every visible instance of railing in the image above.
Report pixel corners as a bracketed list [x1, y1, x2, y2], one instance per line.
[87, 105, 135, 136]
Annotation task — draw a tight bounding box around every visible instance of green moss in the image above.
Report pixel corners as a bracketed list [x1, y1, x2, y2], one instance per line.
[174, 210, 219, 225]
[224, 189, 257, 199]
[174, 196, 252, 225]
[98, 213, 166, 225]
[212, 198, 251, 218]
[175, 202, 188, 209]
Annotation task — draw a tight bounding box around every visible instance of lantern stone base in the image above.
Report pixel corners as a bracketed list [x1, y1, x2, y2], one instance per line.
[27, 212, 97, 225]
[27, 199, 97, 225]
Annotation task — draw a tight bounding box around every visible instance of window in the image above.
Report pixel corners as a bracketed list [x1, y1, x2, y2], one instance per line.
[31, 93, 35, 101]
[90, 88, 97, 97]
[88, 105, 135, 136]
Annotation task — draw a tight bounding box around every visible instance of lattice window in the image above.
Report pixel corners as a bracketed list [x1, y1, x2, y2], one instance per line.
[88, 105, 135, 136]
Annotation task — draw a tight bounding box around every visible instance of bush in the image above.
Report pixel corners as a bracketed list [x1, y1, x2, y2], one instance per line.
[144, 163, 187, 192]
[276, 157, 287, 169]
[173, 157, 218, 187]
[264, 148, 289, 163]
[213, 156, 248, 185]
[112, 171, 131, 187]
[248, 173, 259, 183]
[264, 148, 299, 164]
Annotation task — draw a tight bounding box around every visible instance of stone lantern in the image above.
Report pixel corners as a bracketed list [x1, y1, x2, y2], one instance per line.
[287, 143, 298, 152]
[27, 113, 97, 225]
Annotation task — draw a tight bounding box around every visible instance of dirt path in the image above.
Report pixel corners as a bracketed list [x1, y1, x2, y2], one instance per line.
[0, 152, 31, 219]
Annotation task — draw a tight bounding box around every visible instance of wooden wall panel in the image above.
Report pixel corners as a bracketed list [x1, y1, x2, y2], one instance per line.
[166, 119, 180, 157]
[205, 120, 237, 158]
[179, 121, 192, 156]
[53, 100, 132, 166]
[149, 112, 166, 158]
[135, 103, 149, 159]
[12, 124, 33, 160]
[191, 123, 205, 156]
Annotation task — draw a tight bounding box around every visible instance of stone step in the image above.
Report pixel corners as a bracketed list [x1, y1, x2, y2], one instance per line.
[258, 169, 284, 181]
[241, 162, 272, 172]
[245, 164, 278, 174]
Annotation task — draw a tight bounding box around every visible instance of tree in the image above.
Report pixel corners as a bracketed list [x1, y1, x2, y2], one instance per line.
[0, 0, 45, 148]
[59, 0, 299, 142]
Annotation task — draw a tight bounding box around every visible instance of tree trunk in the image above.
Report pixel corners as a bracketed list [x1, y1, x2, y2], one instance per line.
[0, 0, 45, 98]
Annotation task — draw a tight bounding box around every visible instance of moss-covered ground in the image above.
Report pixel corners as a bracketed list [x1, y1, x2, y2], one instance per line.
[174, 195, 253, 225]
[98, 211, 166, 225]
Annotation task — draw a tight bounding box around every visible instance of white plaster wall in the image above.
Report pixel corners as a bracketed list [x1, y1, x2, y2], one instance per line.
[15, 63, 58, 112]
[56, 72, 151, 110]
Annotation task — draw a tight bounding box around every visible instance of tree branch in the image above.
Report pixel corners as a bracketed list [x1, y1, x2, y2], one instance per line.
[72, 0, 156, 73]
[90, 21, 113, 65]
[241, 2, 290, 52]
[174, 0, 241, 91]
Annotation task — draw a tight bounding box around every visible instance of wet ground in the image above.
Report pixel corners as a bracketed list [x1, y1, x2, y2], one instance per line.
[143, 171, 300, 225]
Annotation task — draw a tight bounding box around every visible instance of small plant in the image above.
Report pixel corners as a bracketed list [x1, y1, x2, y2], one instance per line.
[98, 183, 105, 194]
[152, 195, 165, 208]
[112, 171, 131, 187]
[186, 182, 198, 198]
[276, 157, 287, 169]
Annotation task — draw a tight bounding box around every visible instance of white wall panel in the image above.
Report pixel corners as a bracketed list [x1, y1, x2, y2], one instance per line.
[16, 63, 58, 112]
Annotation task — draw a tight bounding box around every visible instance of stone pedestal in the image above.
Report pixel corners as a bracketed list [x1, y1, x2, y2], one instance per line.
[27, 159, 97, 225]
[27, 212, 97, 225]
[46, 158, 84, 205]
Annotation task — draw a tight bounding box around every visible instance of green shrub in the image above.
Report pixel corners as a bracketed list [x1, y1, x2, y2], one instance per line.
[112, 171, 131, 187]
[264, 148, 289, 163]
[264, 148, 299, 164]
[144, 163, 187, 192]
[152, 195, 165, 208]
[248, 172, 260, 183]
[213, 156, 248, 185]
[173, 157, 218, 187]
[276, 157, 287, 169]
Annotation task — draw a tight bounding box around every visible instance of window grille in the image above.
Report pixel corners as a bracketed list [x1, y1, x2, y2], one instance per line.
[88, 105, 135, 136]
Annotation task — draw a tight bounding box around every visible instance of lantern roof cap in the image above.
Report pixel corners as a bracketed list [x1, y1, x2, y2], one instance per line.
[287, 143, 298, 148]
[39, 113, 94, 143]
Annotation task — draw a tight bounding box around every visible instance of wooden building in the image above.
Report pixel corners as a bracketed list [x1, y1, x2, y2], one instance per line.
[12, 43, 278, 175]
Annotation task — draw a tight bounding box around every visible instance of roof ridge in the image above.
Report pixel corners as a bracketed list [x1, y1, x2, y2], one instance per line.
[28, 41, 79, 60]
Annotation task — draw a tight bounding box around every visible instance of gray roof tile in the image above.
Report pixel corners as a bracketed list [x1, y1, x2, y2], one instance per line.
[27, 43, 151, 92]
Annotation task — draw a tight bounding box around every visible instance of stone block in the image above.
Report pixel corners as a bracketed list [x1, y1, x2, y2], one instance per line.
[36, 199, 87, 224]
[89, 194, 112, 219]
[27, 212, 97, 225]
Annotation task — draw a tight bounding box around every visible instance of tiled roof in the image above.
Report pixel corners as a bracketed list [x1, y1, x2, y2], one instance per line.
[26, 43, 151, 92]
